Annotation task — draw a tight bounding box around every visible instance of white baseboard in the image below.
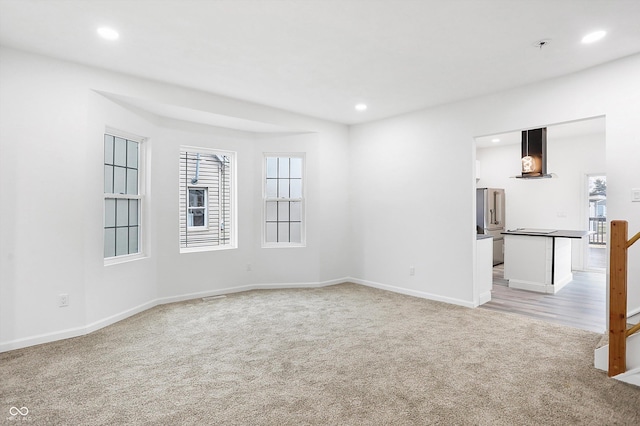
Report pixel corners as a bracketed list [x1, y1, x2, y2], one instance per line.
[348, 277, 476, 308]
[0, 299, 158, 353]
[0, 278, 348, 353]
[156, 278, 344, 305]
[84, 300, 158, 335]
[477, 291, 492, 306]
[0, 325, 88, 353]
[1, 277, 481, 352]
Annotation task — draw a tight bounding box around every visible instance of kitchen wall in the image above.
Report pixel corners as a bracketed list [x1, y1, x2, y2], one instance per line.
[349, 53, 639, 311]
[477, 125, 606, 269]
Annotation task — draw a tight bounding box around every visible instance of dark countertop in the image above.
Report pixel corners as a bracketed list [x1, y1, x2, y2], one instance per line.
[476, 234, 494, 240]
[502, 229, 592, 239]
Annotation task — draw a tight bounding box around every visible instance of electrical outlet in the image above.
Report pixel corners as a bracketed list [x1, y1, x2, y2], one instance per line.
[632, 188, 640, 202]
[58, 294, 69, 307]
[409, 266, 415, 276]
[246, 263, 252, 272]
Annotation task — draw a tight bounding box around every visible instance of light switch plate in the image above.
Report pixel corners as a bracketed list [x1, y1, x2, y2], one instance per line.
[632, 188, 640, 202]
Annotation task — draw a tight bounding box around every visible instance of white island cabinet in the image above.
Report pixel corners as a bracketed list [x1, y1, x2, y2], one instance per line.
[502, 229, 590, 294]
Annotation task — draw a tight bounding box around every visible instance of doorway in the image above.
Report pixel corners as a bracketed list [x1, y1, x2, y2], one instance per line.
[475, 117, 607, 333]
[587, 174, 607, 271]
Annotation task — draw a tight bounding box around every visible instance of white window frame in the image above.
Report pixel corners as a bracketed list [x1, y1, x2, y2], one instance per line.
[104, 129, 147, 265]
[187, 187, 208, 230]
[179, 146, 237, 253]
[262, 153, 306, 248]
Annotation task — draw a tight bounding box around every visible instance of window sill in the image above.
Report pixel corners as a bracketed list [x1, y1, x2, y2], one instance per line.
[262, 243, 306, 249]
[104, 253, 147, 266]
[180, 245, 237, 254]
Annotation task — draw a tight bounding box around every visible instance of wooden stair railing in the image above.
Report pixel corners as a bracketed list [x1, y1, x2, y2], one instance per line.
[608, 220, 640, 377]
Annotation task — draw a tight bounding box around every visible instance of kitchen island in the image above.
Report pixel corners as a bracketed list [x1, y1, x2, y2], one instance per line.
[502, 229, 591, 294]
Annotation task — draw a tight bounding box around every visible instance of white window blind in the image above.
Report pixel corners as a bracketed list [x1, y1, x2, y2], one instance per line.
[179, 148, 235, 251]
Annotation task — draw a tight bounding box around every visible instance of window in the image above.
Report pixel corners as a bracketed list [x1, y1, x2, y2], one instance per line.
[264, 154, 305, 247]
[104, 133, 143, 259]
[188, 188, 208, 228]
[179, 147, 235, 252]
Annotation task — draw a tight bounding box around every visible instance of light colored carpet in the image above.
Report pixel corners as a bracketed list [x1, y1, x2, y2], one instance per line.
[2, 283, 639, 425]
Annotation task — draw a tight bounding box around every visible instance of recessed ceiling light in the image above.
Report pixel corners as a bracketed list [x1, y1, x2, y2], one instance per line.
[97, 27, 119, 41]
[491, 138, 500, 143]
[355, 103, 367, 111]
[582, 30, 606, 44]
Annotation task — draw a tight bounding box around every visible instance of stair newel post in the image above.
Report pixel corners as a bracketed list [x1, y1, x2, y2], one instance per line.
[608, 220, 627, 377]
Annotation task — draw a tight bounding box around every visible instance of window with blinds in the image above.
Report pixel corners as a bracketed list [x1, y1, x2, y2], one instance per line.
[179, 147, 235, 252]
[263, 154, 305, 247]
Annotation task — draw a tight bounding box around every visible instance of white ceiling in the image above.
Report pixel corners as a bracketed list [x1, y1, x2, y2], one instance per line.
[475, 116, 606, 148]
[1, 0, 640, 125]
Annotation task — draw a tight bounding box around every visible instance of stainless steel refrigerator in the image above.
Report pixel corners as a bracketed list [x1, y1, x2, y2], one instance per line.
[476, 188, 505, 265]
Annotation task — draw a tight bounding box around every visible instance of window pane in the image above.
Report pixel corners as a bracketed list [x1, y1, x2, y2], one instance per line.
[129, 200, 139, 226]
[104, 228, 115, 257]
[278, 201, 289, 221]
[266, 201, 278, 221]
[129, 226, 139, 253]
[116, 199, 129, 227]
[290, 179, 302, 198]
[266, 223, 278, 243]
[278, 223, 290, 242]
[290, 157, 302, 178]
[290, 222, 302, 243]
[266, 179, 278, 198]
[116, 227, 129, 256]
[189, 189, 205, 207]
[266, 157, 278, 178]
[104, 135, 114, 165]
[104, 165, 114, 193]
[278, 179, 289, 198]
[126, 169, 138, 195]
[114, 137, 127, 167]
[290, 201, 302, 221]
[127, 140, 138, 169]
[278, 157, 290, 178]
[114, 167, 126, 194]
[190, 209, 205, 227]
[105, 199, 116, 227]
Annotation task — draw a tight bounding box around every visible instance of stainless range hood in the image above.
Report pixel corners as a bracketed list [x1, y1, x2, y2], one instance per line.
[516, 127, 553, 179]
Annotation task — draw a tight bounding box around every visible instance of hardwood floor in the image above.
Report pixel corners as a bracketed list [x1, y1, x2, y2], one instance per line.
[588, 245, 607, 269]
[480, 264, 606, 333]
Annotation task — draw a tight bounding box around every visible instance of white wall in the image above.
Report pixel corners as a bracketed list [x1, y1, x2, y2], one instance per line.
[348, 109, 477, 305]
[0, 47, 351, 351]
[349, 53, 640, 310]
[152, 125, 326, 299]
[2, 47, 639, 351]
